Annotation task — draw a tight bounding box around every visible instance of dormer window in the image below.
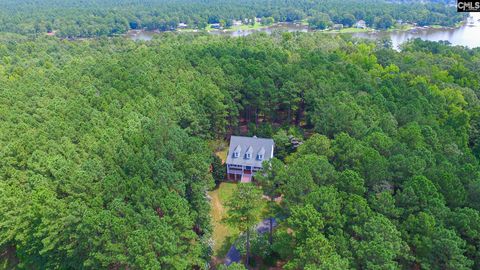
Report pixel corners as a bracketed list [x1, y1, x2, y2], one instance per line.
[233, 145, 241, 158]
[245, 146, 253, 160]
[257, 147, 265, 161]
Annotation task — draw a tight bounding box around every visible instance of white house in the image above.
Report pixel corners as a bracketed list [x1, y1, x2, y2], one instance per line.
[225, 136, 274, 182]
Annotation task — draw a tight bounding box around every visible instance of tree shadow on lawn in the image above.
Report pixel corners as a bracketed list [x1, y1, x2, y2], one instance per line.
[217, 234, 239, 259]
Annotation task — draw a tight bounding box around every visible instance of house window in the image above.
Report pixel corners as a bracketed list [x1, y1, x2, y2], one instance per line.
[229, 164, 242, 168]
[245, 153, 251, 159]
[233, 145, 241, 158]
[257, 154, 263, 160]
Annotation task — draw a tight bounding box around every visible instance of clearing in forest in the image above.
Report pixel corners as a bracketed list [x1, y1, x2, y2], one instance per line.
[208, 182, 239, 258]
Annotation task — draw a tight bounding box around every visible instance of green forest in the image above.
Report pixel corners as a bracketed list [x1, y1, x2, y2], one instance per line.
[1, 30, 480, 269]
[0, 0, 465, 37]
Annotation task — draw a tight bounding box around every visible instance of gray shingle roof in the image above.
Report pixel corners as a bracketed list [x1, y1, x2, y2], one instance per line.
[226, 136, 274, 168]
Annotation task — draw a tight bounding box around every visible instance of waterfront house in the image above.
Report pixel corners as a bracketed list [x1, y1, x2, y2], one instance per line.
[354, 20, 367, 29]
[226, 136, 274, 182]
[332, 24, 344, 30]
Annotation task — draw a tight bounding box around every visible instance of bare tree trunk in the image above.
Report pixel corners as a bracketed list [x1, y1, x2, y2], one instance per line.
[269, 197, 274, 245]
[287, 107, 291, 124]
[295, 106, 300, 126]
[295, 97, 305, 126]
[246, 229, 250, 268]
[269, 217, 273, 245]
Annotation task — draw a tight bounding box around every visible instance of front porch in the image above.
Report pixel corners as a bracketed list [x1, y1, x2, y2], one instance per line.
[227, 164, 258, 183]
[227, 172, 253, 183]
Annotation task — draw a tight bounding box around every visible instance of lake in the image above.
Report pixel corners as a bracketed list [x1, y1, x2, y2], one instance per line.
[208, 23, 310, 37]
[352, 13, 480, 50]
[126, 23, 310, 41]
[128, 13, 480, 50]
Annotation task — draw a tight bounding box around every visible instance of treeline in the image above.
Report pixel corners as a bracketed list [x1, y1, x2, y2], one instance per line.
[0, 0, 465, 37]
[1, 32, 480, 269]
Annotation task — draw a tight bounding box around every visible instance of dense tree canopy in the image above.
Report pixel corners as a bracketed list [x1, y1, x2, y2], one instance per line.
[0, 25, 480, 268]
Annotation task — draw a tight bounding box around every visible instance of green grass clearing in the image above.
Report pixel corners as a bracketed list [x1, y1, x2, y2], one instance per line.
[205, 22, 268, 32]
[337, 27, 371, 33]
[208, 182, 270, 258]
[209, 182, 239, 257]
[299, 19, 309, 26]
[230, 22, 265, 31]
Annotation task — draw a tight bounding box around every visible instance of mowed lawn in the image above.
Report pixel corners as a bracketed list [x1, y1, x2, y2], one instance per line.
[208, 182, 239, 257]
[208, 181, 271, 259]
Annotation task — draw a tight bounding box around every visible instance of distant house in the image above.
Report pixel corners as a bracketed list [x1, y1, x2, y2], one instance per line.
[178, 23, 188, 28]
[211, 23, 221, 29]
[354, 20, 367, 29]
[226, 136, 275, 182]
[332, 24, 344, 30]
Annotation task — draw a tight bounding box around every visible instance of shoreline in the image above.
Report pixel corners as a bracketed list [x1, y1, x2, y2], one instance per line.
[45, 16, 474, 43]
[125, 20, 469, 40]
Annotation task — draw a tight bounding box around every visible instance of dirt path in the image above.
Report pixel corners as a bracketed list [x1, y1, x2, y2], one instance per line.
[211, 190, 225, 218]
[209, 189, 227, 267]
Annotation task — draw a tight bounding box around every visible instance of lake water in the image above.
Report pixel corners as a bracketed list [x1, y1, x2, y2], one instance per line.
[128, 14, 480, 50]
[127, 30, 160, 41]
[208, 23, 310, 37]
[352, 13, 480, 49]
[126, 23, 310, 41]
